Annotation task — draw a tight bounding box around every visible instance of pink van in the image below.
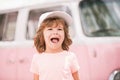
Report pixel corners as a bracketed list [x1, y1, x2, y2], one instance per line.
[0, 0, 120, 80]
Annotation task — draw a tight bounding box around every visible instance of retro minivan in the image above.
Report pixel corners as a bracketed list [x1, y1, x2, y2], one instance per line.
[0, 0, 120, 80]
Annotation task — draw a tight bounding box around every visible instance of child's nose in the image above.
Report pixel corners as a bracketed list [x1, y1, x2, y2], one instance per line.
[53, 32, 58, 35]
[52, 29, 59, 35]
[53, 30, 58, 35]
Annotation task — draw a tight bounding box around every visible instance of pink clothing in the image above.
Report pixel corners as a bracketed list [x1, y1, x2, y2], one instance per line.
[30, 51, 80, 80]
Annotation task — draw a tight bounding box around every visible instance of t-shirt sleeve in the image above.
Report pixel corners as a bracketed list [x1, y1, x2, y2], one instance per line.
[30, 54, 39, 75]
[70, 52, 80, 73]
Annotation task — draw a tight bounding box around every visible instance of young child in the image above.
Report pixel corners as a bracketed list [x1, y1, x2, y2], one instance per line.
[30, 11, 80, 80]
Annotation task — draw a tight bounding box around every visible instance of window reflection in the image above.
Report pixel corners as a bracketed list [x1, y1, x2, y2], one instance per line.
[26, 11, 39, 40]
[79, 0, 120, 37]
[0, 12, 17, 41]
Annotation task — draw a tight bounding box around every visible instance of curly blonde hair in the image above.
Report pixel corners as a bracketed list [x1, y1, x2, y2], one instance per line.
[34, 17, 72, 53]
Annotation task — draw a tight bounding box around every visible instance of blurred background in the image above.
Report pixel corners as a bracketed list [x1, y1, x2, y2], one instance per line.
[0, 0, 72, 10]
[0, 0, 120, 80]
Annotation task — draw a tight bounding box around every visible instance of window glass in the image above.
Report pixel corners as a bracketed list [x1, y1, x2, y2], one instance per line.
[0, 12, 17, 41]
[26, 6, 75, 40]
[79, 0, 120, 37]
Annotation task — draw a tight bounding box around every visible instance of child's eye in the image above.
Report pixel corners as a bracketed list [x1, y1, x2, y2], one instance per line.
[58, 28, 63, 30]
[48, 28, 52, 30]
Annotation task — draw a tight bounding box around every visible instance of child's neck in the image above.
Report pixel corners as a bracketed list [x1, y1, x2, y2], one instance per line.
[45, 48, 64, 54]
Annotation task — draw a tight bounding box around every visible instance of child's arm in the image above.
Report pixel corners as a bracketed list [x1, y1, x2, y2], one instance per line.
[72, 71, 80, 80]
[34, 73, 39, 80]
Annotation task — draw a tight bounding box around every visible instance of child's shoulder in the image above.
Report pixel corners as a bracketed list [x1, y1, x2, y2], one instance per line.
[32, 53, 42, 59]
[65, 51, 76, 57]
[66, 50, 75, 54]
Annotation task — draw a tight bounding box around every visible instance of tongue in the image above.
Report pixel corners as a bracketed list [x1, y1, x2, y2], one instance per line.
[51, 38, 58, 43]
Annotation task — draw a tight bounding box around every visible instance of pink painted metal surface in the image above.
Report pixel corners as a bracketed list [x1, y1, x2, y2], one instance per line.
[87, 42, 120, 80]
[70, 42, 120, 80]
[0, 48, 17, 80]
[0, 47, 36, 80]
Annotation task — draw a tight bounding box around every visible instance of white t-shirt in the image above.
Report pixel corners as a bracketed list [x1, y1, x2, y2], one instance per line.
[30, 50, 80, 80]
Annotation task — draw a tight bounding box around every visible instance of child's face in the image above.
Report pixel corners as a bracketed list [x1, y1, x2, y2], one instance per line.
[43, 23, 65, 51]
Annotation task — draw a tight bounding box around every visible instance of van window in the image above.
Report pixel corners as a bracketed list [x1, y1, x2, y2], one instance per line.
[0, 12, 17, 41]
[79, 0, 120, 37]
[26, 6, 74, 40]
[26, 11, 38, 40]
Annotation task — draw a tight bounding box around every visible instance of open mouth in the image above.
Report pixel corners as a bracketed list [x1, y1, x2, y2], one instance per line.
[50, 38, 59, 43]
